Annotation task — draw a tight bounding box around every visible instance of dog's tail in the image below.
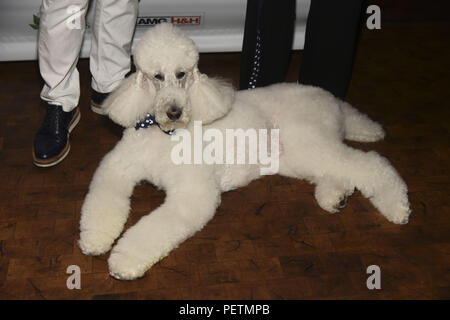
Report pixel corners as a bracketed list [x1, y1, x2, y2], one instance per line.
[341, 101, 385, 142]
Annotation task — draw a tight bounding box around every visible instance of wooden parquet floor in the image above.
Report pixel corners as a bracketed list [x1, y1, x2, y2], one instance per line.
[0, 23, 449, 299]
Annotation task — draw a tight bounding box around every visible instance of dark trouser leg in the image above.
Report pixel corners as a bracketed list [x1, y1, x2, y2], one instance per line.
[240, 0, 296, 90]
[299, 0, 363, 99]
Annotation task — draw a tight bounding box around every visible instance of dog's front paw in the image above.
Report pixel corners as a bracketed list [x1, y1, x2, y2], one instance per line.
[78, 230, 115, 256]
[371, 190, 411, 225]
[108, 251, 149, 280]
[384, 203, 411, 225]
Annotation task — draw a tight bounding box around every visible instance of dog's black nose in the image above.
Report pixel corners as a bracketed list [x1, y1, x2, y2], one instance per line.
[166, 106, 182, 120]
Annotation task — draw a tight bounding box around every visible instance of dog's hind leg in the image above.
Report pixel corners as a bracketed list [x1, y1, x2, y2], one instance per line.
[79, 148, 141, 256]
[313, 177, 354, 213]
[330, 146, 410, 225]
[280, 143, 410, 224]
[340, 101, 385, 142]
[108, 176, 221, 280]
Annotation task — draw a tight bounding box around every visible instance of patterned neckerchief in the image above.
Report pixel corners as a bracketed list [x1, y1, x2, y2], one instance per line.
[135, 113, 174, 135]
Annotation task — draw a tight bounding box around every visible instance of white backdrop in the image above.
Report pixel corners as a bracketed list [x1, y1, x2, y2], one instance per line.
[0, 0, 310, 61]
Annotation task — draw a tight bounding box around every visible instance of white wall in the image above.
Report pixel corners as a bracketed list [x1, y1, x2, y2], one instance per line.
[0, 0, 310, 61]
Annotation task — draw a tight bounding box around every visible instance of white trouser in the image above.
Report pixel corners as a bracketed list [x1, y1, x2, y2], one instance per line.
[39, 0, 138, 112]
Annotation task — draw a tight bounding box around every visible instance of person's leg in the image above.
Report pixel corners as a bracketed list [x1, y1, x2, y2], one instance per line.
[39, 0, 89, 111]
[240, 0, 296, 90]
[89, 0, 138, 114]
[299, 0, 363, 99]
[34, 0, 89, 167]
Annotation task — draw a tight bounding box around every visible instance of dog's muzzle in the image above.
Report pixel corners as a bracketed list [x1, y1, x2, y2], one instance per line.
[154, 86, 191, 131]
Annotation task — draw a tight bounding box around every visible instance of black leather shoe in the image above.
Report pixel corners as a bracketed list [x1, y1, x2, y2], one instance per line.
[32, 104, 81, 167]
[90, 89, 110, 115]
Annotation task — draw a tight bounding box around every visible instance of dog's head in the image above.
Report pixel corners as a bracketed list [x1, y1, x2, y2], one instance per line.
[103, 23, 235, 131]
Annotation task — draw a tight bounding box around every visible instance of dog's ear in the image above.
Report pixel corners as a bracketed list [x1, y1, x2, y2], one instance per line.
[102, 71, 156, 128]
[188, 69, 235, 124]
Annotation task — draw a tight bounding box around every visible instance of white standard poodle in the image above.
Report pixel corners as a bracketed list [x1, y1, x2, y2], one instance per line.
[78, 23, 411, 280]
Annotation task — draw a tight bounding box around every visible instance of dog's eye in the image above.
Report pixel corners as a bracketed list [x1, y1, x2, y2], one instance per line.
[176, 72, 185, 79]
[154, 74, 164, 81]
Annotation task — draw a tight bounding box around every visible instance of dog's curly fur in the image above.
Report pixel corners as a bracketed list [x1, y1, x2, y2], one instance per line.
[78, 23, 411, 280]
